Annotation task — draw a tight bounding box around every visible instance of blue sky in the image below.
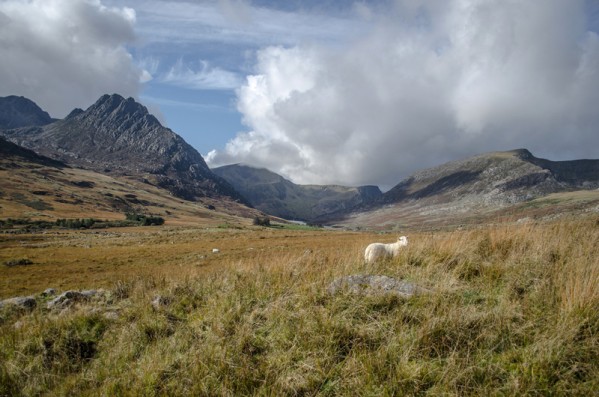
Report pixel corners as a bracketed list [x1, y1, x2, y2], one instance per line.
[111, 0, 374, 155]
[1, 0, 599, 188]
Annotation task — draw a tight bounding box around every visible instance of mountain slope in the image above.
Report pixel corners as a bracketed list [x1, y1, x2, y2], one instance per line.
[0, 136, 65, 169]
[0, 96, 53, 129]
[335, 149, 599, 228]
[0, 137, 259, 225]
[212, 163, 382, 221]
[382, 149, 599, 205]
[1, 94, 247, 203]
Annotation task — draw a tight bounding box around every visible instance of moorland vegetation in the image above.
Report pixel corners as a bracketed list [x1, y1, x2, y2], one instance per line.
[0, 218, 597, 395]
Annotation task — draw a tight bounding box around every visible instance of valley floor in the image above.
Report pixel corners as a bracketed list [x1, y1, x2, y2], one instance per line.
[1, 219, 598, 395]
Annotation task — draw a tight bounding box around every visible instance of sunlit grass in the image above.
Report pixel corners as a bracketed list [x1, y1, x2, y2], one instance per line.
[1, 219, 598, 395]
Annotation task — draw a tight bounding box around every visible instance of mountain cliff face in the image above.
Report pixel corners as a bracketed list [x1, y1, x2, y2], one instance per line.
[0, 96, 53, 129]
[1, 94, 247, 203]
[381, 149, 599, 206]
[212, 164, 382, 221]
[335, 149, 599, 228]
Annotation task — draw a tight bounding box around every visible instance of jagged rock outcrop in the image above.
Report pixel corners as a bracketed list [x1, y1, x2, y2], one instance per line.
[1, 94, 247, 203]
[327, 275, 430, 298]
[0, 296, 37, 310]
[212, 163, 382, 221]
[0, 96, 53, 129]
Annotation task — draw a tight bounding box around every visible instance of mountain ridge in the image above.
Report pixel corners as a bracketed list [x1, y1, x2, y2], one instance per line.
[0, 96, 54, 129]
[0, 94, 248, 204]
[212, 163, 382, 222]
[2, 94, 598, 228]
[330, 149, 599, 228]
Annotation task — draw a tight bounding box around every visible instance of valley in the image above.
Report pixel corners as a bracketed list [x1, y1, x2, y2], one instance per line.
[1, 94, 598, 395]
[0, 226, 372, 299]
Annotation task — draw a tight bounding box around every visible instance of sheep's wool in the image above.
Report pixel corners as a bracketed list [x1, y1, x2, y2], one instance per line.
[364, 236, 408, 264]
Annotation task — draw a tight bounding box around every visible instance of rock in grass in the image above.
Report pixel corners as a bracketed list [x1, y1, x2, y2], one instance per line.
[327, 275, 430, 298]
[41, 288, 57, 297]
[151, 295, 171, 310]
[46, 289, 102, 309]
[0, 296, 37, 310]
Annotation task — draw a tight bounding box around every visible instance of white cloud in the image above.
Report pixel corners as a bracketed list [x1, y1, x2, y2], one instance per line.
[107, 0, 370, 47]
[207, 0, 599, 188]
[162, 59, 243, 90]
[0, 0, 146, 117]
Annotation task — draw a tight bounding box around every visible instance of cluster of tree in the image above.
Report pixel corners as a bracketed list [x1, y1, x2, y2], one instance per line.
[0, 213, 165, 230]
[125, 213, 165, 226]
[55, 218, 97, 229]
[0, 218, 56, 229]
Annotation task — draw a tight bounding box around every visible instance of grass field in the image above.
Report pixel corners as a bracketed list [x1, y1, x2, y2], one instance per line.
[1, 218, 598, 395]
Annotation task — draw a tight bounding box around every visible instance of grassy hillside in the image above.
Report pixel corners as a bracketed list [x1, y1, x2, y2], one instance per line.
[1, 218, 597, 395]
[0, 148, 261, 227]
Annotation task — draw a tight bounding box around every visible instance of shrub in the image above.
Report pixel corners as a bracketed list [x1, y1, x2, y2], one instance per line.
[253, 216, 271, 227]
[4, 258, 33, 267]
[125, 213, 165, 226]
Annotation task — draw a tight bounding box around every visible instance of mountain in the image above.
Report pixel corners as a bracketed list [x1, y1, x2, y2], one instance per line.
[332, 149, 599, 229]
[381, 149, 599, 205]
[212, 163, 382, 222]
[0, 96, 53, 129]
[0, 136, 65, 169]
[0, 94, 247, 204]
[0, 136, 260, 224]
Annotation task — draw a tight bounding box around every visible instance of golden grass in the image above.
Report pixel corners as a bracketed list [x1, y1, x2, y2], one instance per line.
[1, 218, 598, 395]
[0, 160, 260, 226]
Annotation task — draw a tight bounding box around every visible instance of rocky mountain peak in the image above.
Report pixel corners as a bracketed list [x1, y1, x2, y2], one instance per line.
[0, 95, 53, 129]
[509, 148, 534, 161]
[0, 94, 248, 204]
[71, 93, 162, 133]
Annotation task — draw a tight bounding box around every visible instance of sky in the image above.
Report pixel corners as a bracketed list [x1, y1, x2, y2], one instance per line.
[1, 0, 599, 190]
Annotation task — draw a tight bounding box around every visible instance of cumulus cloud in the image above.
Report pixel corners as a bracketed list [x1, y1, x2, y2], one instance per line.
[0, 0, 144, 117]
[206, 0, 599, 188]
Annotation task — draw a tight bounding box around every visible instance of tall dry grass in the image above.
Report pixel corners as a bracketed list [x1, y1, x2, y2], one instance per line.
[0, 219, 598, 395]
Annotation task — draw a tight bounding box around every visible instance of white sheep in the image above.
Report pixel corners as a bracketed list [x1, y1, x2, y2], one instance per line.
[364, 236, 408, 264]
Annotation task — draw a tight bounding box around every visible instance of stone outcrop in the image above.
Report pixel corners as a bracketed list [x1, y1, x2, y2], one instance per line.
[327, 275, 430, 298]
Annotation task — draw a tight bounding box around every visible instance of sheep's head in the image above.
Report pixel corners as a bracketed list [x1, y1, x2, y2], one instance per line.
[398, 236, 408, 246]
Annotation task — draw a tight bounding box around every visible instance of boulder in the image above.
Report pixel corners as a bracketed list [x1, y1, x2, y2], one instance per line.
[327, 275, 430, 298]
[46, 289, 102, 309]
[41, 288, 57, 297]
[0, 296, 37, 310]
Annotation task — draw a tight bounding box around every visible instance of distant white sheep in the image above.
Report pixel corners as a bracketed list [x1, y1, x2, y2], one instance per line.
[364, 236, 408, 264]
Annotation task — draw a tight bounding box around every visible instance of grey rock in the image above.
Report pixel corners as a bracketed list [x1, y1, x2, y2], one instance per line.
[46, 289, 102, 309]
[81, 289, 101, 298]
[327, 275, 430, 298]
[0, 296, 37, 310]
[151, 295, 171, 310]
[103, 311, 120, 320]
[41, 288, 57, 297]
